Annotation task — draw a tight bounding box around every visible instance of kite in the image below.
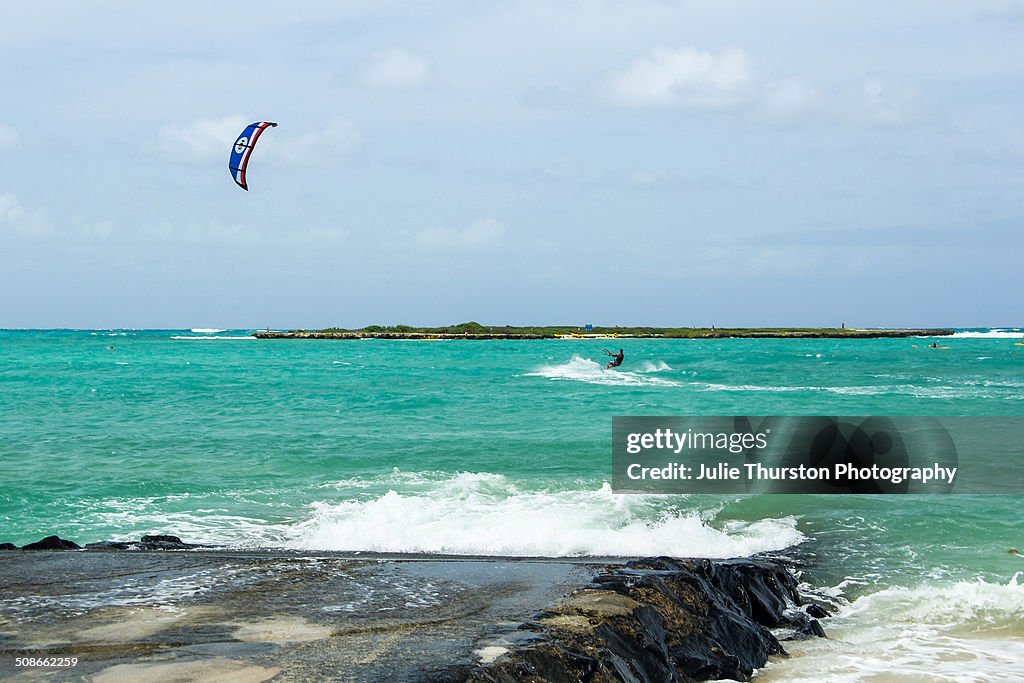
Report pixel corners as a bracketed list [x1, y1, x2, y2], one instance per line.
[228, 121, 277, 191]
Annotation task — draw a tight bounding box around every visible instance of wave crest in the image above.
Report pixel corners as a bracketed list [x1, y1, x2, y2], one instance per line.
[526, 355, 680, 387]
[284, 473, 802, 557]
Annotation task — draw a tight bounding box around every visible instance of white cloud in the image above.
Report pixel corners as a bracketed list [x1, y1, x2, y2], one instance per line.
[272, 118, 361, 165]
[415, 218, 505, 250]
[760, 78, 820, 118]
[157, 115, 248, 162]
[604, 46, 753, 109]
[157, 116, 360, 166]
[69, 215, 115, 240]
[358, 48, 435, 89]
[847, 78, 920, 126]
[0, 193, 52, 237]
[0, 123, 19, 150]
[604, 48, 922, 125]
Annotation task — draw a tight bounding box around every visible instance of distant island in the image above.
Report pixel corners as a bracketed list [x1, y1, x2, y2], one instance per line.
[254, 322, 954, 340]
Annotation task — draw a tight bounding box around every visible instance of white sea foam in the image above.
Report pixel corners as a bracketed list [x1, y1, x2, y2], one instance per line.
[283, 474, 803, 557]
[950, 329, 1023, 339]
[170, 335, 256, 340]
[638, 360, 674, 373]
[758, 574, 1024, 682]
[526, 355, 681, 387]
[0, 567, 245, 614]
[190, 328, 227, 334]
[700, 382, 875, 394]
[68, 494, 290, 549]
[699, 382, 1019, 399]
[702, 383, 811, 393]
[64, 476, 804, 558]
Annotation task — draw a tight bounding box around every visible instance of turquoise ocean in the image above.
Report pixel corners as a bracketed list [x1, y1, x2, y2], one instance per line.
[2, 328, 1023, 680]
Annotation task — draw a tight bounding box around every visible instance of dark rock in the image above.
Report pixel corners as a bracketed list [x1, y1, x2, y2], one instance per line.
[80, 535, 206, 551]
[795, 619, 826, 639]
[0, 542, 18, 550]
[137, 534, 200, 549]
[596, 610, 678, 683]
[778, 608, 829, 641]
[20, 535, 80, 550]
[460, 646, 599, 683]
[805, 603, 830, 619]
[141, 534, 184, 544]
[705, 559, 802, 627]
[85, 541, 133, 550]
[452, 557, 825, 683]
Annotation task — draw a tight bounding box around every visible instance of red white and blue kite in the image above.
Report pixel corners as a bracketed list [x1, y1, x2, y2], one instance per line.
[228, 121, 277, 191]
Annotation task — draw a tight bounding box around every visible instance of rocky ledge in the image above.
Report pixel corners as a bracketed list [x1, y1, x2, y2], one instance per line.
[443, 556, 827, 683]
[0, 537, 827, 682]
[1, 533, 204, 551]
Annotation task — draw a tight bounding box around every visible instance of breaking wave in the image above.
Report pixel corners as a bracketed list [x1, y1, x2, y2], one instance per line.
[283, 473, 802, 557]
[950, 329, 1023, 339]
[526, 355, 681, 387]
[759, 574, 1024, 682]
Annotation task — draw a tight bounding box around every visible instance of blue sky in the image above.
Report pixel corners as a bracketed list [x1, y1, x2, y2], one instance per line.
[1, 1, 1022, 328]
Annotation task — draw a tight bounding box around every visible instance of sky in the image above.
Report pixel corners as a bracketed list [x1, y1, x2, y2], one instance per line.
[1, 1, 1022, 329]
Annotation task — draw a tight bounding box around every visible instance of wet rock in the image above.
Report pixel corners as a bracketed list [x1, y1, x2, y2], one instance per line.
[141, 534, 184, 544]
[85, 541, 134, 550]
[455, 557, 826, 683]
[554, 589, 640, 619]
[464, 645, 599, 683]
[21, 535, 81, 550]
[0, 542, 18, 550]
[787, 618, 826, 640]
[777, 608, 828, 641]
[82, 535, 204, 551]
[136, 535, 202, 550]
[805, 603, 830, 619]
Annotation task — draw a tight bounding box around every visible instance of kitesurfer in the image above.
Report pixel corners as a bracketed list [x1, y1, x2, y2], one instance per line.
[605, 348, 624, 369]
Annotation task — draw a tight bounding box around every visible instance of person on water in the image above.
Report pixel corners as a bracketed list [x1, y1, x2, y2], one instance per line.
[931, 341, 938, 348]
[605, 348, 624, 369]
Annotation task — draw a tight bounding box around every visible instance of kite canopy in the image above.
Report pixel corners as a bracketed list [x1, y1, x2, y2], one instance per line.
[228, 121, 277, 191]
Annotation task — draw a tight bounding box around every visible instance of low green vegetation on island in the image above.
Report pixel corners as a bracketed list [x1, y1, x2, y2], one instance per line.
[256, 322, 954, 340]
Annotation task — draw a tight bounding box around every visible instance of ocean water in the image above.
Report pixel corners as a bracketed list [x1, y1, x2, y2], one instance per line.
[1, 328, 1022, 680]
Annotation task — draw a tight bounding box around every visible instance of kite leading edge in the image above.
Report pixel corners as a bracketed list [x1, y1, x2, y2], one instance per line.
[228, 121, 277, 191]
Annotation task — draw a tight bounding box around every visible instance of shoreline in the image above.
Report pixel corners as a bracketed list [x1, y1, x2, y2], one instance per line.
[254, 327, 954, 340]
